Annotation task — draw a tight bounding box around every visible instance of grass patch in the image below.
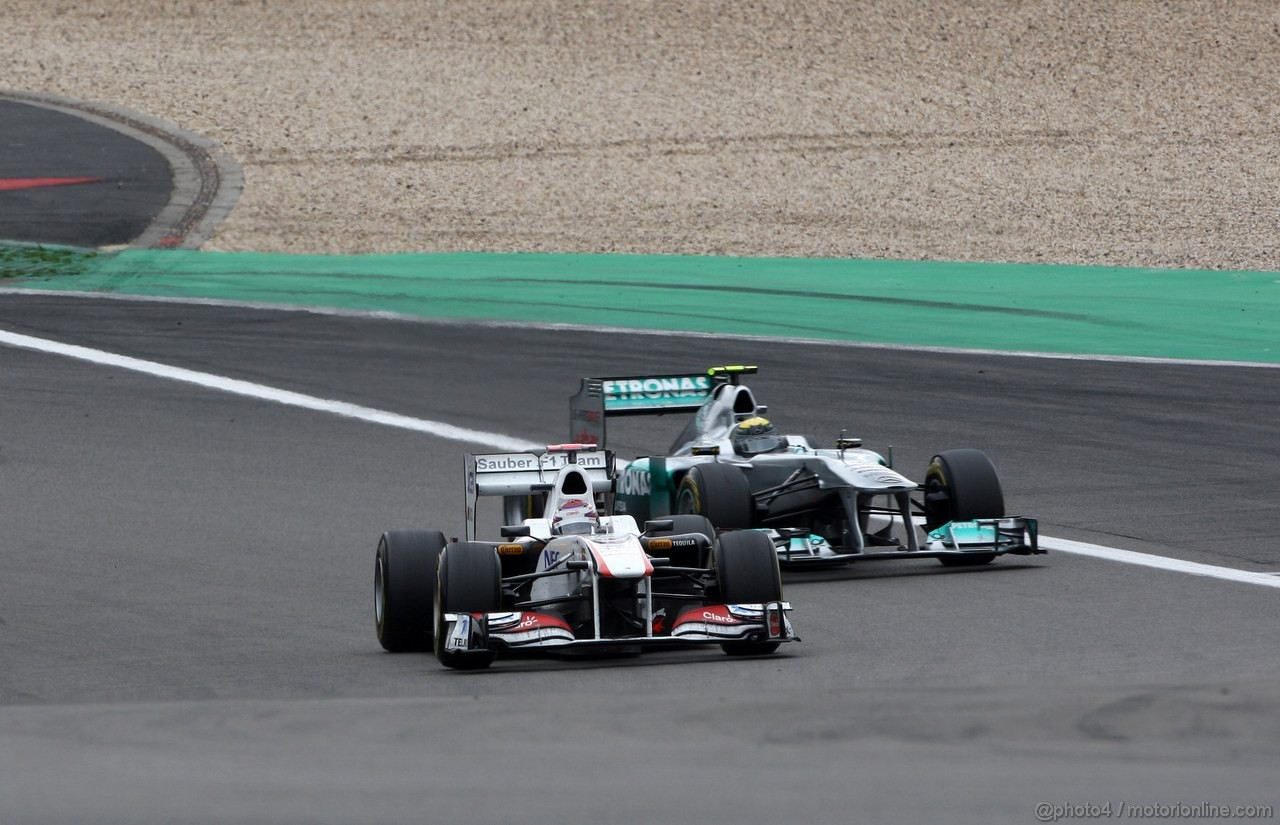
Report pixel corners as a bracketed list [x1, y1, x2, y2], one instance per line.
[0, 244, 99, 279]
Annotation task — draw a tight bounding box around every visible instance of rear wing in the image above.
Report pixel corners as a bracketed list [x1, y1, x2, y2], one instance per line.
[569, 366, 756, 446]
[464, 446, 614, 540]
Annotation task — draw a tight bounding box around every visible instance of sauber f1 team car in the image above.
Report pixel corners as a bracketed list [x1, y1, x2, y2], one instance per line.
[374, 444, 797, 669]
[569, 366, 1043, 569]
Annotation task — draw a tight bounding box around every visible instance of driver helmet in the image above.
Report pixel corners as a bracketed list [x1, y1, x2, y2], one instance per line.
[731, 416, 786, 457]
[551, 497, 599, 535]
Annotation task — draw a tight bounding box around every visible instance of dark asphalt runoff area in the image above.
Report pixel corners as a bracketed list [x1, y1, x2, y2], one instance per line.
[0, 100, 171, 247]
[1, 294, 1278, 824]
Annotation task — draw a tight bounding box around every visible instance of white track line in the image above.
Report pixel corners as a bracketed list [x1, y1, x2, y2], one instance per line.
[1040, 537, 1280, 589]
[0, 329, 538, 452]
[3, 327, 1277, 589]
[2, 287, 1276, 369]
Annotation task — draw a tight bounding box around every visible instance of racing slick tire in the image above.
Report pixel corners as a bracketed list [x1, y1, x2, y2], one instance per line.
[924, 449, 1005, 567]
[375, 529, 447, 652]
[713, 530, 784, 656]
[648, 514, 716, 568]
[676, 463, 754, 529]
[434, 541, 502, 670]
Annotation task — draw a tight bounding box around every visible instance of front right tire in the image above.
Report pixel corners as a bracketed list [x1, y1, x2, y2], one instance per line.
[434, 541, 502, 670]
[713, 530, 784, 656]
[923, 449, 1006, 567]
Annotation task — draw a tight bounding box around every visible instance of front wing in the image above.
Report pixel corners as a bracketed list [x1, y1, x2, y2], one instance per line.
[441, 602, 797, 655]
[770, 517, 1042, 567]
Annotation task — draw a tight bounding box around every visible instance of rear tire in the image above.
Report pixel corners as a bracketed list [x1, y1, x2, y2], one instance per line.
[648, 514, 716, 568]
[923, 449, 1005, 567]
[649, 514, 716, 543]
[434, 542, 502, 670]
[375, 530, 446, 652]
[713, 531, 783, 656]
[676, 463, 754, 528]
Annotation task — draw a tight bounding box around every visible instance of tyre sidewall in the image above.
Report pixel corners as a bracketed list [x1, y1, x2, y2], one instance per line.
[376, 529, 446, 652]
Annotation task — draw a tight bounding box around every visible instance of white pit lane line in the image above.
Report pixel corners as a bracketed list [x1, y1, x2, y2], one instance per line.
[3, 327, 1278, 590]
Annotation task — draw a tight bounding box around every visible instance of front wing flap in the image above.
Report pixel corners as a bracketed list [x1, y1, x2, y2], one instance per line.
[925, 517, 1040, 555]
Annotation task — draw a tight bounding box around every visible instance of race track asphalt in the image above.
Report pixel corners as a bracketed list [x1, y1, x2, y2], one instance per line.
[1, 294, 1278, 824]
[0, 100, 172, 247]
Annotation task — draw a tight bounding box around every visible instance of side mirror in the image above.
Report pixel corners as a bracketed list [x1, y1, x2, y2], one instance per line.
[644, 519, 674, 534]
[500, 524, 531, 538]
[836, 437, 862, 450]
[691, 445, 720, 456]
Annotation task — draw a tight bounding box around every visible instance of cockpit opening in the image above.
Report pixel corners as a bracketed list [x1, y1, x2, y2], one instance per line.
[560, 470, 588, 495]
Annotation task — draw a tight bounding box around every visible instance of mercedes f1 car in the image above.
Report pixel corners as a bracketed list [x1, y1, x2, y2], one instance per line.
[374, 444, 797, 669]
[569, 366, 1043, 569]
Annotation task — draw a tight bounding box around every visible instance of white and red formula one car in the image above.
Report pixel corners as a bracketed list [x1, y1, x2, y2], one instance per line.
[374, 444, 797, 669]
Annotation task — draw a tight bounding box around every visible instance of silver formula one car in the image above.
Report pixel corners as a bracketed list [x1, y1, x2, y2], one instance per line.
[569, 366, 1042, 569]
[374, 444, 797, 669]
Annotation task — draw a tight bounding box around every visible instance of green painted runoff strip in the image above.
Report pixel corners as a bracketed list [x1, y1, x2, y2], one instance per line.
[2, 244, 1277, 363]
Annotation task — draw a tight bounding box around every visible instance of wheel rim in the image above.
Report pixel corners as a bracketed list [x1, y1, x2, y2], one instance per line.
[675, 483, 699, 516]
[374, 554, 386, 628]
[923, 466, 951, 530]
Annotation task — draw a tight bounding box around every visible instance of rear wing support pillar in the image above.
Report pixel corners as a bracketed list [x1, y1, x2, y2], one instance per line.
[569, 379, 607, 447]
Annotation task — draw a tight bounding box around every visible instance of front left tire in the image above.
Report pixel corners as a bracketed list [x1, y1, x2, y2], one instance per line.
[375, 529, 447, 652]
[675, 463, 754, 528]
